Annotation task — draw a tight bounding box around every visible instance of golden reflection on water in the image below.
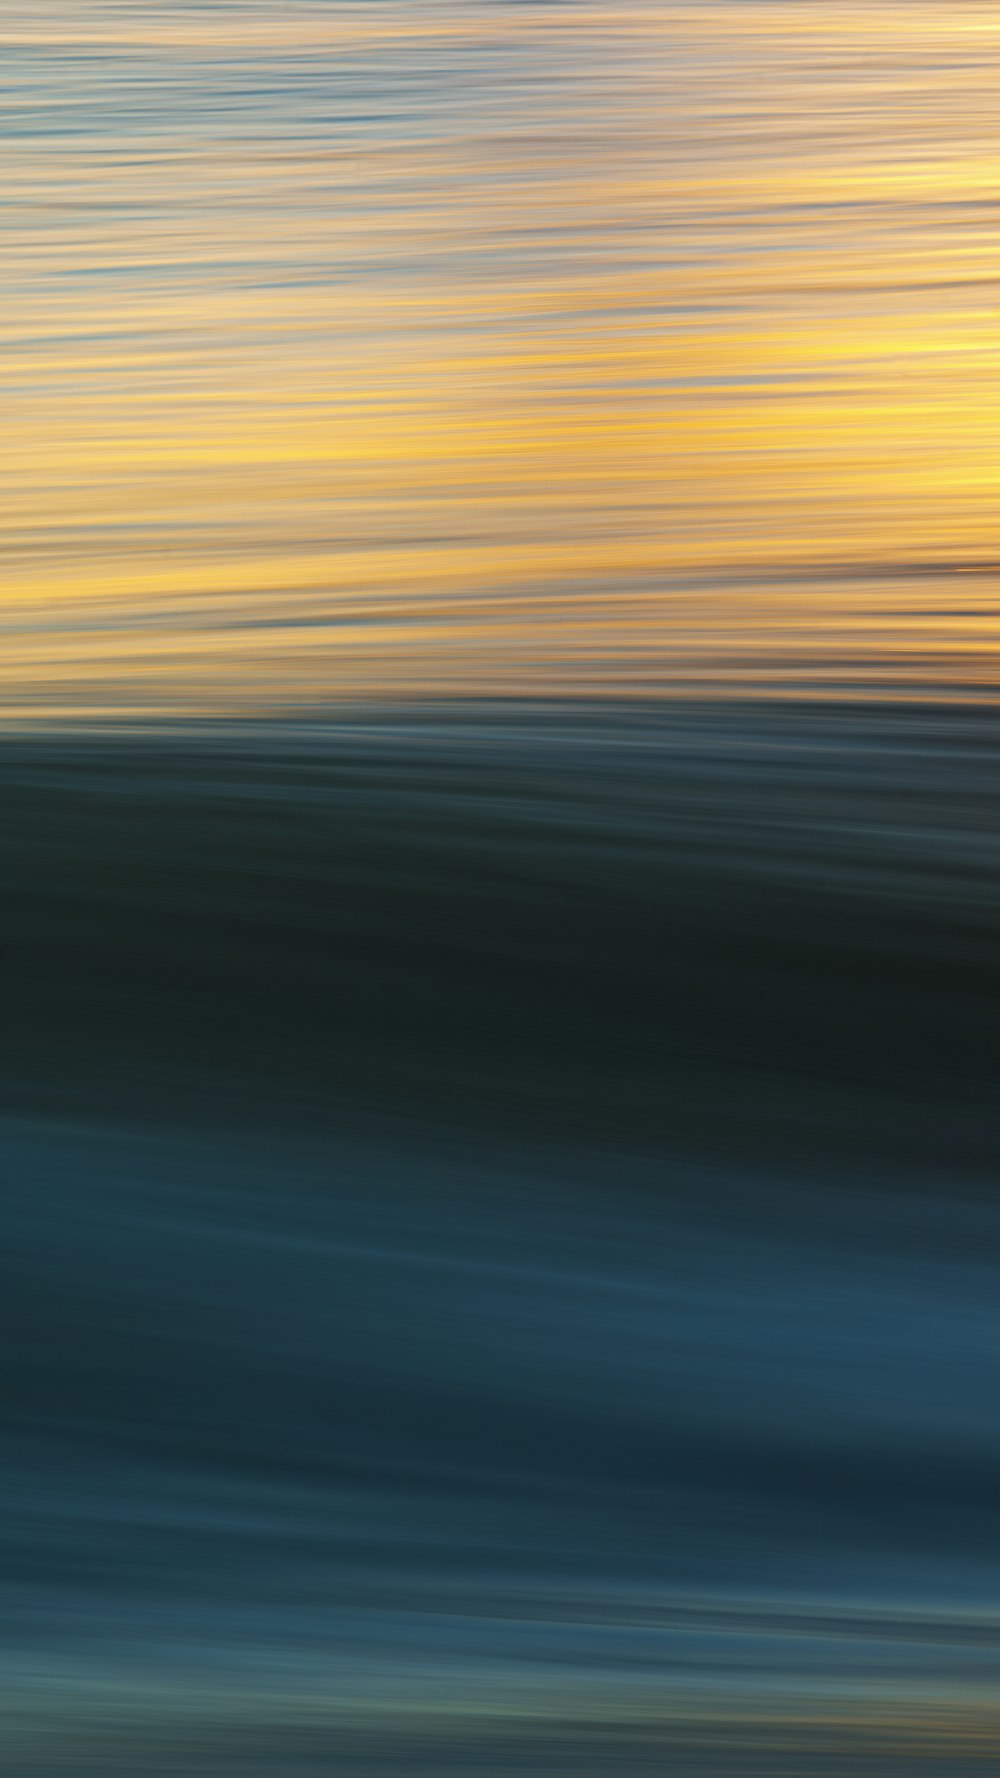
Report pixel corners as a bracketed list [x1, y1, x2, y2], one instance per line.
[2, 1, 998, 717]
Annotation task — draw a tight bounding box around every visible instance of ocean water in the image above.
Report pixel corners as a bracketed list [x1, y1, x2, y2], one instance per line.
[2, 4, 999, 1774]
[3, 0, 997, 713]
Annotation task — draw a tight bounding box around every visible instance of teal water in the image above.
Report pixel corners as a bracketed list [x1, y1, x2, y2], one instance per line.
[3, 701, 999, 1772]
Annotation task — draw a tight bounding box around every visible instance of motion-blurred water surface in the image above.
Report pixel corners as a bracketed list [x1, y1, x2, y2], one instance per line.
[3, 0, 998, 713]
[2, 4, 999, 1774]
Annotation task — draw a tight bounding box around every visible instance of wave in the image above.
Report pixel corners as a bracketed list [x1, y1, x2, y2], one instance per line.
[2, 697, 999, 1773]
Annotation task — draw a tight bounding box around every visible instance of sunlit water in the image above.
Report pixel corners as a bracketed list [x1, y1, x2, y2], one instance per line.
[2, 6, 999, 1775]
[2, 0, 997, 716]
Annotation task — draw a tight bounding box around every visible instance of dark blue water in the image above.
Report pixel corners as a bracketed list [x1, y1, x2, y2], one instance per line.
[3, 700, 999, 1773]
